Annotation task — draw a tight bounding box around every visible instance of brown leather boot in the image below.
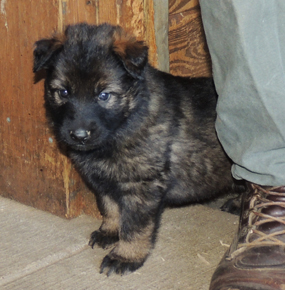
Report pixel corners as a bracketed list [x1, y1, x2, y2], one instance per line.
[210, 183, 285, 290]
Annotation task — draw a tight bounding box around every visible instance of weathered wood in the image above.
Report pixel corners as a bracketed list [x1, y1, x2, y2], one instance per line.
[0, 0, 70, 217]
[169, 0, 212, 77]
[143, 0, 158, 68]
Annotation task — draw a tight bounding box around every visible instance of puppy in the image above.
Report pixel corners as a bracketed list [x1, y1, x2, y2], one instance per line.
[33, 23, 234, 276]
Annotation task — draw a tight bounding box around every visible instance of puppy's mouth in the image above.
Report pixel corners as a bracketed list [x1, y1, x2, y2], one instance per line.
[68, 144, 100, 152]
[64, 141, 105, 152]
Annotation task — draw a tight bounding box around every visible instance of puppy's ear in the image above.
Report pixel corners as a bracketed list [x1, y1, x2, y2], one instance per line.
[33, 35, 65, 72]
[112, 28, 148, 79]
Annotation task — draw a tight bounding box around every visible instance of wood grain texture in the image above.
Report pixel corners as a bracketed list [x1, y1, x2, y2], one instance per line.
[169, 0, 212, 77]
[0, 0, 70, 217]
[0, 0, 158, 219]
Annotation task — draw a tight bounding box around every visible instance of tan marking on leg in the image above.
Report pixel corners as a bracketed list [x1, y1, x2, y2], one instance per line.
[112, 223, 155, 262]
[100, 195, 120, 234]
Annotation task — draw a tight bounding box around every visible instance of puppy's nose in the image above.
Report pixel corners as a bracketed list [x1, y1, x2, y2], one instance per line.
[69, 129, 91, 144]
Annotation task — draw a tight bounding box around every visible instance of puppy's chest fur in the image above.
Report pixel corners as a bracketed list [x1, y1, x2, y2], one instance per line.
[71, 123, 170, 187]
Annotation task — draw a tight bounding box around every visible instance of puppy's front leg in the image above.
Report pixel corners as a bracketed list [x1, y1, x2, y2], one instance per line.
[89, 195, 120, 249]
[100, 189, 163, 276]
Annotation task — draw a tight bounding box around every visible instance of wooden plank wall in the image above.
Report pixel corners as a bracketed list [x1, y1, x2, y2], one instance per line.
[169, 0, 212, 77]
[0, 0, 157, 218]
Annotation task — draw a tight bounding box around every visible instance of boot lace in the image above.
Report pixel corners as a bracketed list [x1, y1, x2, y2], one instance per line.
[242, 184, 285, 247]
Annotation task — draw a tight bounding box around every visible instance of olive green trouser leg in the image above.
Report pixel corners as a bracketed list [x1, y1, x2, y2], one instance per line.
[200, 0, 285, 186]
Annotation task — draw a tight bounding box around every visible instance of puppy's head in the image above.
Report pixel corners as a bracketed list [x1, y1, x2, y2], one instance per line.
[33, 23, 149, 151]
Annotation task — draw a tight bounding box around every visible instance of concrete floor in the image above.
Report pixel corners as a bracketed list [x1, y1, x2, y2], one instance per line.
[0, 196, 238, 290]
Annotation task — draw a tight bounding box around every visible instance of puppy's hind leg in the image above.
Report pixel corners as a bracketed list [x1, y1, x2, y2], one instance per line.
[89, 195, 120, 249]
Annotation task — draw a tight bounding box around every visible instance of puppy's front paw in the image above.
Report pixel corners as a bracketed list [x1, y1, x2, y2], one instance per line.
[89, 230, 119, 249]
[100, 254, 145, 276]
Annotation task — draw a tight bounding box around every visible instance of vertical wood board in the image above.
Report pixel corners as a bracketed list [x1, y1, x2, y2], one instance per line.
[169, 0, 212, 77]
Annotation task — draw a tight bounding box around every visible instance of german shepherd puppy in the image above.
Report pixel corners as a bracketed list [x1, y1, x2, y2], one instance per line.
[33, 23, 233, 276]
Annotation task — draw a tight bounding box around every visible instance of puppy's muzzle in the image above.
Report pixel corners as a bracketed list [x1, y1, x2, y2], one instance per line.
[69, 129, 91, 145]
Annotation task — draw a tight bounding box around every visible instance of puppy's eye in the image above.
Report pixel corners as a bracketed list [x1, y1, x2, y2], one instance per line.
[59, 89, 69, 98]
[98, 92, 110, 101]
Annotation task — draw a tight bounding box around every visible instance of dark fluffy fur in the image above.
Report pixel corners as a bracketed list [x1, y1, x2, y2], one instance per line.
[33, 23, 234, 276]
